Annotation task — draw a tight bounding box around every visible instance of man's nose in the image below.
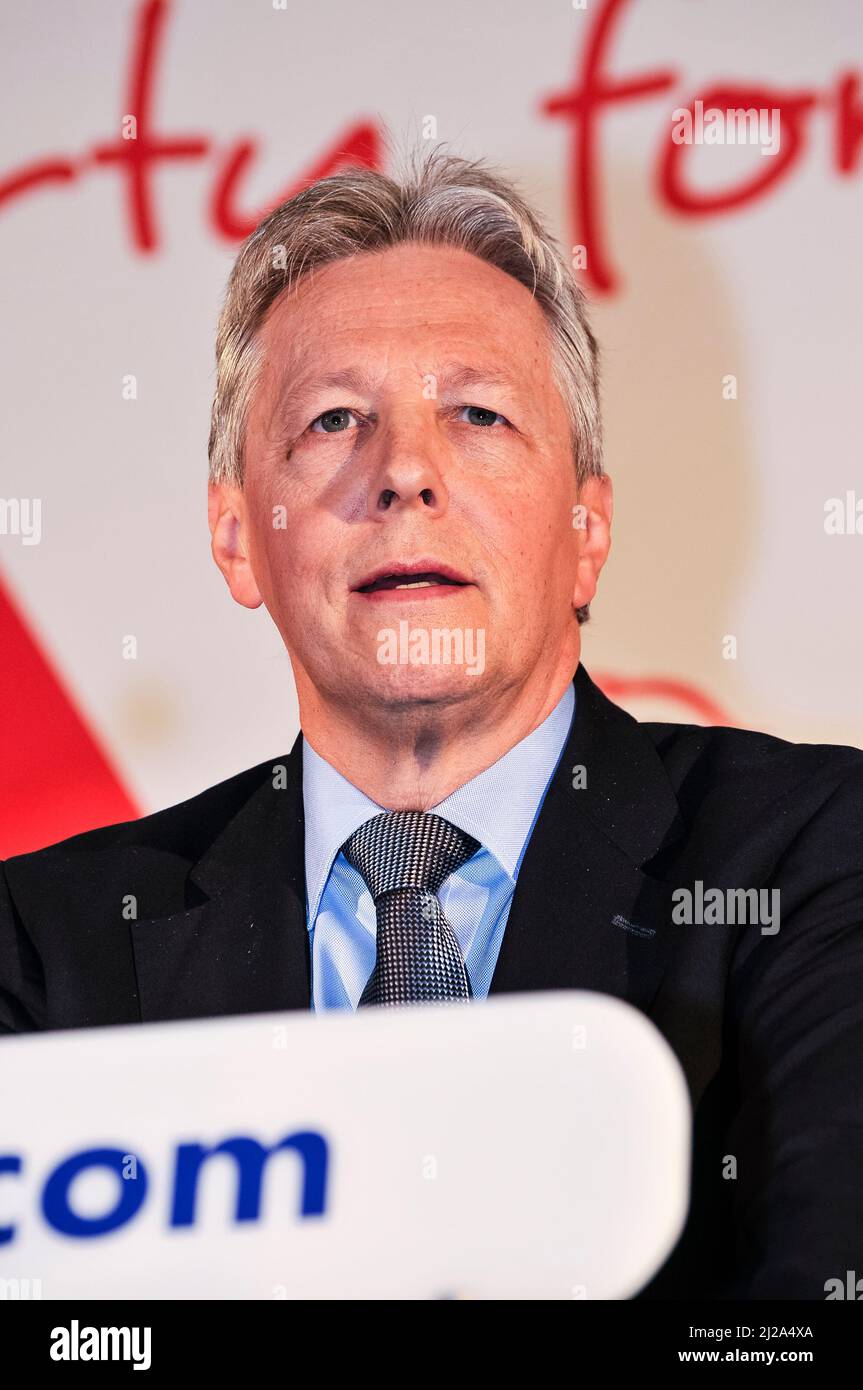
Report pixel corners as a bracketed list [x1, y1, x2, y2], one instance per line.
[367, 422, 449, 518]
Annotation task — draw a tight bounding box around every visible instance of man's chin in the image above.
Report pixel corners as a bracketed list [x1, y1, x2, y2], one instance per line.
[352, 662, 490, 712]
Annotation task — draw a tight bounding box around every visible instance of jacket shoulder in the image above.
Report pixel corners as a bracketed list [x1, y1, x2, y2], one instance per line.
[0, 756, 293, 1034]
[2, 755, 286, 879]
[639, 716, 863, 819]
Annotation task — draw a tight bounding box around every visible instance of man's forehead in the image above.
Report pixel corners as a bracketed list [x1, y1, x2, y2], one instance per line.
[258, 245, 554, 397]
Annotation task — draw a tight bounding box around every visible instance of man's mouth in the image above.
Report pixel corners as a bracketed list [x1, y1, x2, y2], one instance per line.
[352, 563, 471, 596]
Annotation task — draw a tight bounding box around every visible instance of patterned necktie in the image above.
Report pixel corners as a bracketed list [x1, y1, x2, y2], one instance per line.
[342, 811, 480, 1007]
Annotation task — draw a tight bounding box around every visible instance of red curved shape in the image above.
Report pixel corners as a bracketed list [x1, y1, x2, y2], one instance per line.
[0, 575, 140, 859]
[593, 671, 734, 726]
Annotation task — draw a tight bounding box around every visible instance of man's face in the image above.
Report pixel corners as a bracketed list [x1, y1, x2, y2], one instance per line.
[210, 242, 609, 717]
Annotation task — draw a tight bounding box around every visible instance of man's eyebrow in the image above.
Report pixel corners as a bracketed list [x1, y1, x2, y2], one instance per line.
[436, 363, 523, 393]
[269, 369, 369, 436]
[286, 367, 374, 396]
[278, 361, 522, 408]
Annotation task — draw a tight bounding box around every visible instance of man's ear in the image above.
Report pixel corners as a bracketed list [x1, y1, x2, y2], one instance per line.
[208, 482, 263, 610]
[572, 472, 613, 613]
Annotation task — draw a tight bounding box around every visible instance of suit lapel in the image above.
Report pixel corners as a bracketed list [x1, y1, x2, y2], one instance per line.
[489, 664, 686, 1013]
[131, 739, 311, 1023]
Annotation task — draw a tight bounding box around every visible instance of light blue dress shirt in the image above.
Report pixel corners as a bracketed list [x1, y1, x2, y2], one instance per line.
[302, 683, 575, 1011]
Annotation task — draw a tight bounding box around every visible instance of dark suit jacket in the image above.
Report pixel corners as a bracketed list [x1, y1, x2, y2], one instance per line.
[2, 662, 862, 1300]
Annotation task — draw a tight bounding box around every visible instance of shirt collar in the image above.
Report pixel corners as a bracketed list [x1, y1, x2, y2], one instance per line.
[302, 682, 575, 923]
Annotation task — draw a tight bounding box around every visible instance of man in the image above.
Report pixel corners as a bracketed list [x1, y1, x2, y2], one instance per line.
[1, 148, 862, 1300]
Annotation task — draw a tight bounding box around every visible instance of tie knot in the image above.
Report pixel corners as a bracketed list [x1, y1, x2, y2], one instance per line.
[342, 811, 480, 901]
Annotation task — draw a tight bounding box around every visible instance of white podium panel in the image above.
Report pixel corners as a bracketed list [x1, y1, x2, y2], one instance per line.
[0, 992, 690, 1299]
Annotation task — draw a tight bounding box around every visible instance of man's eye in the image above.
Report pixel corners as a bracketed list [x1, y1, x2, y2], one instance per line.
[457, 405, 509, 427]
[310, 408, 360, 434]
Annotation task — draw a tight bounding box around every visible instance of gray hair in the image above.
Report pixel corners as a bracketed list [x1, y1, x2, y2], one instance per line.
[208, 145, 603, 623]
